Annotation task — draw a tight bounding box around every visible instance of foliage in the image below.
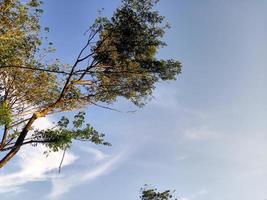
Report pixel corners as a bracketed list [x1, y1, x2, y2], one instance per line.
[140, 186, 178, 200]
[90, 0, 181, 106]
[0, 0, 181, 168]
[0, 101, 12, 126]
[0, 0, 60, 113]
[32, 112, 110, 153]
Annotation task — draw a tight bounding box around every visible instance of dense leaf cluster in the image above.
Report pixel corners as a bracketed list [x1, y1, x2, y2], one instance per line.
[32, 112, 110, 152]
[0, 0, 60, 114]
[140, 186, 177, 200]
[0, 101, 11, 126]
[90, 0, 181, 106]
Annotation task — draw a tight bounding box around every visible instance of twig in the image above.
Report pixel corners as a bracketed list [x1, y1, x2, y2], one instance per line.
[58, 148, 67, 173]
[89, 101, 136, 113]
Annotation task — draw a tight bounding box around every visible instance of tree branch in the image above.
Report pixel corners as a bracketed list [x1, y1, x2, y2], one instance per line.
[0, 65, 71, 75]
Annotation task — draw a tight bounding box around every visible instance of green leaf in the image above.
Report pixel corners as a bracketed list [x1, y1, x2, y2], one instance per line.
[73, 111, 85, 128]
[0, 101, 12, 126]
[32, 112, 110, 153]
[57, 116, 69, 128]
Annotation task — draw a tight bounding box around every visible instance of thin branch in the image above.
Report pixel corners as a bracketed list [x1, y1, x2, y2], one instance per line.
[88, 100, 136, 113]
[9, 117, 31, 128]
[1, 139, 55, 151]
[0, 65, 70, 75]
[58, 148, 67, 173]
[0, 126, 9, 150]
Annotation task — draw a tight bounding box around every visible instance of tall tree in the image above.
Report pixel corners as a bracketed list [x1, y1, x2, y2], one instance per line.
[0, 0, 181, 168]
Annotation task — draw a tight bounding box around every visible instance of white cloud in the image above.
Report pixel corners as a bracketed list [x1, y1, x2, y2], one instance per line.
[180, 189, 208, 200]
[32, 117, 54, 130]
[48, 149, 128, 200]
[151, 83, 181, 109]
[183, 127, 220, 141]
[176, 155, 190, 161]
[179, 198, 190, 200]
[79, 146, 107, 161]
[189, 189, 208, 199]
[0, 145, 77, 194]
[0, 116, 131, 199]
[0, 117, 77, 194]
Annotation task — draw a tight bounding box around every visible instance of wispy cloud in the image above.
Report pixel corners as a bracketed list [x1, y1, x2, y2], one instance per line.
[180, 189, 208, 200]
[0, 117, 77, 194]
[0, 143, 128, 199]
[32, 117, 54, 130]
[79, 146, 107, 161]
[0, 145, 77, 194]
[151, 84, 181, 109]
[0, 117, 132, 199]
[183, 127, 220, 141]
[48, 148, 129, 200]
[150, 84, 208, 120]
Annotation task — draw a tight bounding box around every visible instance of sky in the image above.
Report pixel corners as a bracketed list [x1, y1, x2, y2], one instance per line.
[0, 0, 267, 200]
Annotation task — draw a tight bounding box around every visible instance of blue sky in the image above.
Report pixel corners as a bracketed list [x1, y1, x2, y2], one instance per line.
[0, 0, 266, 200]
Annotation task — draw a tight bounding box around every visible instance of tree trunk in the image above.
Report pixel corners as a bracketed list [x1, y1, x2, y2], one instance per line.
[0, 147, 20, 168]
[0, 97, 60, 169]
[0, 113, 38, 169]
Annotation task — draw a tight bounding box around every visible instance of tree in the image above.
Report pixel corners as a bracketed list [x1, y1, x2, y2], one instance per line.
[140, 186, 178, 200]
[0, 0, 181, 168]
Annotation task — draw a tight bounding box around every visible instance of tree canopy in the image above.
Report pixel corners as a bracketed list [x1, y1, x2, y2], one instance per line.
[0, 0, 181, 168]
[140, 186, 178, 200]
